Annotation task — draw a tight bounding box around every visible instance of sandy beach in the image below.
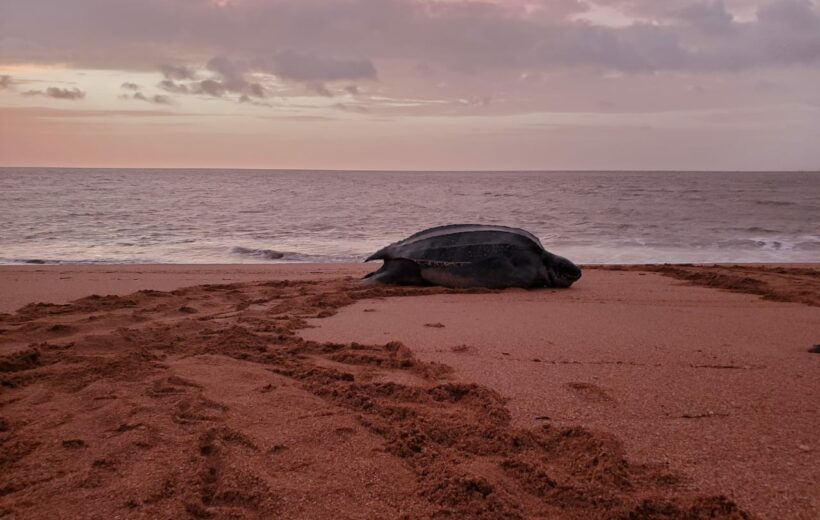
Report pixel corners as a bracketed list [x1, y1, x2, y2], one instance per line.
[5, 0, 820, 518]
[1, 264, 817, 519]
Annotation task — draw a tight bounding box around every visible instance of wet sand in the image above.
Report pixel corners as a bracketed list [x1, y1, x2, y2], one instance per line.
[0, 264, 817, 519]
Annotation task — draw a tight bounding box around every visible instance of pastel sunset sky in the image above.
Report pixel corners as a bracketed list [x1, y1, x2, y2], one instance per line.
[1, 0, 819, 170]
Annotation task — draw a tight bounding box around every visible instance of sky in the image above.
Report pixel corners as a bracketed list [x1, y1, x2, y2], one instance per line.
[1, 0, 819, 171]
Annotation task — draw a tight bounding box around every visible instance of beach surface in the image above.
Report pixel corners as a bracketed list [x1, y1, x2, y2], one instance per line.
[0, 264, 817, 519]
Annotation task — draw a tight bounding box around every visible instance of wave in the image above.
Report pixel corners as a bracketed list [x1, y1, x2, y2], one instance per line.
[714, 237, 820, 252]
[727, 226, 781, 234]
[754, 200, 797, 207]
[229, 246, 360, 263]
[795, 241, 820, 251]
[230, 246, 287, 260]
[0, 257, 154, 265]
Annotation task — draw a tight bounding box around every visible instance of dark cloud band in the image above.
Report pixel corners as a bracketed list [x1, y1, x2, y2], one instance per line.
[1, 0, 818, 73]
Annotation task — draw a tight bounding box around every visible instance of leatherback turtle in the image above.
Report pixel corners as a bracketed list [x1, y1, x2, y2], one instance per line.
[363, 224, 582, 289]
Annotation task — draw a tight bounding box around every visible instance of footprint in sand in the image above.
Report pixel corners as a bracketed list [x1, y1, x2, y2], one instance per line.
[450, 344, 476, 354]
[334, 426, 357, 439]
[565, 382, 616, 404]
[188, 426, 276, 517]
[80, 457, 118, 489]
[147, 375, 202, 397]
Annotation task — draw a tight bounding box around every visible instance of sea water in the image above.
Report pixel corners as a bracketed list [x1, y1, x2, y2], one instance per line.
[1, 168, 818, 264]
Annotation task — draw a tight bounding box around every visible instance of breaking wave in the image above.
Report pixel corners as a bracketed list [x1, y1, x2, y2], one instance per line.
[230, 247, 287, 260]
[229, 246, 359, 263]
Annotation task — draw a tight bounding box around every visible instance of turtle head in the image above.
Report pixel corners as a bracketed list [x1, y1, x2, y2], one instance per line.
[541, 251, 582, 288]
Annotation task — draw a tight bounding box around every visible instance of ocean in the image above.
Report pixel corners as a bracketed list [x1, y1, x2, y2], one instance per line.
[1, 168, 818, 265]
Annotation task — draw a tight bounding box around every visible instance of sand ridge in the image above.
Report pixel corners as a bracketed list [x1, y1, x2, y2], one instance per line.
[0, 276, 750, 519]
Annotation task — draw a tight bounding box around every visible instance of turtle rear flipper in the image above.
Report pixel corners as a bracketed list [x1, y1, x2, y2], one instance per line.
[365, 247, 390, 262]
[361, 258, 427, 286]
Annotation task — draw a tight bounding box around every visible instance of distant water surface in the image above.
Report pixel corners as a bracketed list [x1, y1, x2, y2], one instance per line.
[1, 168, 818, 265]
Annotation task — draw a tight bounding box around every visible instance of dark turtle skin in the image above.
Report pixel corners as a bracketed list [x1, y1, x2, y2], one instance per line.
[363, 224, 582, 289]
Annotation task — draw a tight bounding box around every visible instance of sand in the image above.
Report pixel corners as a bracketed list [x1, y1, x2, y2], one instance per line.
[0, 264, 817, 519]
[0, 264, 372, 314]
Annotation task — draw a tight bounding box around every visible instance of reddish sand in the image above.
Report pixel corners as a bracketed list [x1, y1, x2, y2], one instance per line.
[0, 264, 817, 519]
[303, 266, 820, 519]
[0, 264, 371, 314]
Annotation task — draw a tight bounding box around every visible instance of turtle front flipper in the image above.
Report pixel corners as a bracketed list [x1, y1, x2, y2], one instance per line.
[362, 258, 428, 286]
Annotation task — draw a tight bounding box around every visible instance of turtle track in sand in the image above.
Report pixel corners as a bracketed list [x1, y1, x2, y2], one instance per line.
[1, 278, 748, 519]
[598, 264, 819, 307]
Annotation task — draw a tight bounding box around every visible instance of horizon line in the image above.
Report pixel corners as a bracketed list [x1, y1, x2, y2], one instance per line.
[1, 166, 819, 174]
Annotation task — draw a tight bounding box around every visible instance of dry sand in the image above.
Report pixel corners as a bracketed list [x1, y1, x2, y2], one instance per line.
[0, 264, 817, 519]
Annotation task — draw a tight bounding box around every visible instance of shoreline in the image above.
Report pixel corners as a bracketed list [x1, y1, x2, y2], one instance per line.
[1, 264, 818, 518]
[0, 262, 816, 314]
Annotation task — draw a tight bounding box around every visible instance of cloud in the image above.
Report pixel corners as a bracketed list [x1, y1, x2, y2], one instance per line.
[459, 95, 492, 107]
[0, 75, 13, 89]
[132, 92, 173, 105]
[676, 1, 737, 35]
[2, 0, 818, 76]
[266, 49, 377, 82]
[521, 0, 590, 20]
[157, 56, 266, 100]
[238, 94, 272, 107]
[23, 87, 86, 100]
[119, 81, 174, 104]
[309, 82, 334, 97]
[756, 0, 820, 26]
[158, 79, 190, 94]
[159, 63, 197, 81]
[192, 78, 228, 97]
[204, 55, 266, 97]
[589, 0, 762, 20]
[154, 51, 376, 101]
[750, 0, 820, 65]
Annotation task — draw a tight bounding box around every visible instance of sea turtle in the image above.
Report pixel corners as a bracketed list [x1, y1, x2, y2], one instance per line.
[363, 224, 582, 289]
